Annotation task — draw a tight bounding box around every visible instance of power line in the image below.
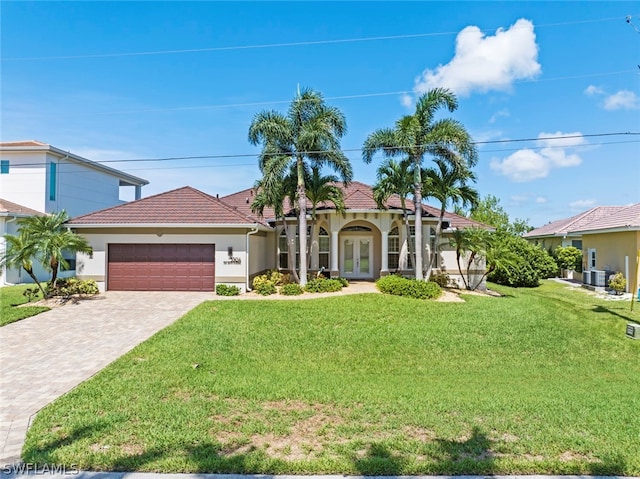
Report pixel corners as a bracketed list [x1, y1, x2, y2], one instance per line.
[2, 15, 631, 61]
[5, 132, 639, 170]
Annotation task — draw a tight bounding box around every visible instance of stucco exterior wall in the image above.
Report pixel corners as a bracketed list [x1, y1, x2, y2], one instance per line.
[582, 230, 640, 290]
[74, 229, 253, 292]
[0, 152, 47, 213]
[249, 231, 275, 278]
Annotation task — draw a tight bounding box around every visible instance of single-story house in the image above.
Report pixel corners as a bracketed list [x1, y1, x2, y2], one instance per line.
[68, 182, 488, 292]
[525, 203, 640, 292]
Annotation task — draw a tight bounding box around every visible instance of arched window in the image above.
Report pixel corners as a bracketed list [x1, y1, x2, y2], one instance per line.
[388, 226, 399, 270]
[318, 227, 329, 269]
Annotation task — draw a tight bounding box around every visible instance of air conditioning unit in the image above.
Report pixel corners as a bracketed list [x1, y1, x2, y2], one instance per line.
[593, 270, 606, 287]
[627, 323, 640, 339]
[582, 271, 591, 285]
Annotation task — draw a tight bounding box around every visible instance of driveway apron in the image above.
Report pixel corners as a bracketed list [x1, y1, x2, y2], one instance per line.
[0, 291, 212, 466]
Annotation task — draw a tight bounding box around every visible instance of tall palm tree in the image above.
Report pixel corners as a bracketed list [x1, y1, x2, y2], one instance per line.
[372, 158, 415, 270]
[363, 87, 478, 280]
[251, 159, 300, 283]
[249, 88, 352, 285]
[423, 157, 479, 278]
[13, 210, 93, 292]
[304, 166, 345, 270]
[1, 233, 47, 297]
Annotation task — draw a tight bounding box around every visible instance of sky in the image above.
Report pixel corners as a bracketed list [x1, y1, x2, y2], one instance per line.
[1, 1, 639, 227]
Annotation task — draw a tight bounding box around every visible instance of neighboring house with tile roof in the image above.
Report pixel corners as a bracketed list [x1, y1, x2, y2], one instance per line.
[69, 182, 490, 293]
[0, 140, 148, 217]
[525, 204, 640, 292]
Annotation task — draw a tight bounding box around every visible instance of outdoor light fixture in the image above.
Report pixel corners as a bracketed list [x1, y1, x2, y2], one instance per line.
[228, 246, 233, 257]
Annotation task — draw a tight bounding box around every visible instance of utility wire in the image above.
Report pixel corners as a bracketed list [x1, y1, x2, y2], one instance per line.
[2, 15, 631, 61]
[6, 132, 639, 169]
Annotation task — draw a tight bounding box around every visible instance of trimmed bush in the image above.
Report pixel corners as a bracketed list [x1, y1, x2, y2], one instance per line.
[252, 275, 277, 295]
[431, 272, 451, 288]
[304, 277, 343, 293]
[376, 275, 441, 300]
[609, 272, 626, 295]
[216, 284, 240, 296]
[489, 234, 558, 287]
[554, 246, 582, 272]
[47, 278, 99, 298]
[337, 277, 349, 287]
[280, 283, 304, 296]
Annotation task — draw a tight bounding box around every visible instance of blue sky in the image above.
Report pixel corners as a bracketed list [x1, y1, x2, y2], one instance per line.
[1, 1, 639, 227]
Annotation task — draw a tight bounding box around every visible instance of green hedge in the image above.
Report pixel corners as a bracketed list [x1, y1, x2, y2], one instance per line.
[304, 277, 343, 293]
[216, 284, 241, 296]
[376, 275, 441, 300]
[280, 283, 304, 296]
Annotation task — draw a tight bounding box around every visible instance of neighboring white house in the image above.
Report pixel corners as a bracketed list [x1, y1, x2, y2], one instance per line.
[0, 140, 148, 217]
[0, 140, 149, 285]
[68, 182, 489, 293]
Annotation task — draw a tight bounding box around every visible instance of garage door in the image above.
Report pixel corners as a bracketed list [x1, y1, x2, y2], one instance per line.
[108, 244, 215, 291]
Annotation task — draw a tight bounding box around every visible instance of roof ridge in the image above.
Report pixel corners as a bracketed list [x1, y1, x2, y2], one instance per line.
[190, 187, 266, 225]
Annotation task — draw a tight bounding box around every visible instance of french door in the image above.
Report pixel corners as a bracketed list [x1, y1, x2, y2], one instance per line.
[341, 236, 373, 278]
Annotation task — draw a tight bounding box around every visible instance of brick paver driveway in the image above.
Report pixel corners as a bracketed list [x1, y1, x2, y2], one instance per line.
[0, 291, 213, 465]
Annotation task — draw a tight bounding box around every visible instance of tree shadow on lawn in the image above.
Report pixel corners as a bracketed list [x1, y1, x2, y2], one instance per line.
[591, 305, 640, 324]
[353, 426, 497, 475]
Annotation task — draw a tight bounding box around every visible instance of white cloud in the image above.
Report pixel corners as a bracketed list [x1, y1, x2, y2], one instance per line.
[489, 108, 510, 124]
[490, 132, 585, 182]
[535, 196, 547, 204]
[412, 18, 541, 97]
[569, 199, 596, 210]
[584, 85, 604, 96]
[400, 93, 413, 109]
[603, 90, 640, 110]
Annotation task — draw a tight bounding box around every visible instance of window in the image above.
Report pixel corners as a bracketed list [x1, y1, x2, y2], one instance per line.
[49, 162, 57, 201]
[572, 240, 583, 250]
[430, 227, 437, 268]
[0, 160, 9, 174]
[342, 225, 372, 232]
[279, 225, 310, 270]
[388, 227, 399, 270]
[318, 227, 330, 269]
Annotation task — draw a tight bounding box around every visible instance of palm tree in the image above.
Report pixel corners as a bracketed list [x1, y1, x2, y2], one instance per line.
[363, 87, 478, 280]
[372, 158, 415, 270]
[423, 157, 478, 278]
[17, 211, 93, 291]
[251, 160, 300, 283]
[304, 166, 345, 270]
[248, 88, 352, 285]
[1, 233, 47, 297]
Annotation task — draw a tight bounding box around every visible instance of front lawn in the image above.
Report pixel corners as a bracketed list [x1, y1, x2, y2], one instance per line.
[0, 284, 50, 326]
[23, 281, 640, 474]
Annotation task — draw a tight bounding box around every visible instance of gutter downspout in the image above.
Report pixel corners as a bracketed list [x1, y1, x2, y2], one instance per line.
[1, 216, 18, 285]
[245, 226, 259, 292]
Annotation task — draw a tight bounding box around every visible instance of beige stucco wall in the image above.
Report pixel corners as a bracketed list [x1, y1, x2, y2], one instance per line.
[582, 230, 640, 292]
[73, 228, 256, 292]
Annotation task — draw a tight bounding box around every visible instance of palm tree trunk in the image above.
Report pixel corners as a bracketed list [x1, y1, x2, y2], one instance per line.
[400, 198, 415, 274]
[425, 206, 446, 281]
[23, 266, 47, 298]
[49, 258, 59, 296]
[414, 171, 424, 280]
[297, 158, 308, 286]
[282, 218, 300, 283]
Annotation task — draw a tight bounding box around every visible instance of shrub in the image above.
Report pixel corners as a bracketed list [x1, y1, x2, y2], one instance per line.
[280, 283, 303, 296]
[431, 272, 451, 288]
[554, 246, 582, 272]
[252, 275, 277, 295]
[337, 277, 349, 287]
[489, 234, 558, 287]
[216, 284, 240, 296]
[609, 272, 626, 295]
[304, 277, 343, 293]
[22, 287, 41, 302]
[47, 278, 99, 298]
[376, 275, 441, 300]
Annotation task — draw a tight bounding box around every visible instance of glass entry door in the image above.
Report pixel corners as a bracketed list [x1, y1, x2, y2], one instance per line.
[341, 236, 373, 278]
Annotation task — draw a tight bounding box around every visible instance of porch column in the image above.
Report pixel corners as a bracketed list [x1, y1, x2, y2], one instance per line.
[381, 230, 389, 274]
[330, 230, 339, 277]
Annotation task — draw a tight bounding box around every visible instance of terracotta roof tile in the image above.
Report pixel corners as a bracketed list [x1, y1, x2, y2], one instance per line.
[571, 203, 640, 232]
[0, 199, 46, 216]
[524, 206, 629, 237]
[222, 181, 488, 229]
[68, 186, 269, 226]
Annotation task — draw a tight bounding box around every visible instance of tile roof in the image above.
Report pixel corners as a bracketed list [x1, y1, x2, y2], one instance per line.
[222, 181, 488, 229]
[68, 186, 269, 226]
[571, 203, 640, 232]
[0, 198, 45, 216]
[524, 205, 631, 237]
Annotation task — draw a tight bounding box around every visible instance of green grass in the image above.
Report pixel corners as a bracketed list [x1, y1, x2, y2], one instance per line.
[23, 281, 640, 474]
[0, 284, 50, 326]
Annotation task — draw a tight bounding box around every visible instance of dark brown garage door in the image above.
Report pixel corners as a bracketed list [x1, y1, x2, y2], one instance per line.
[108, 244, 215, 291]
